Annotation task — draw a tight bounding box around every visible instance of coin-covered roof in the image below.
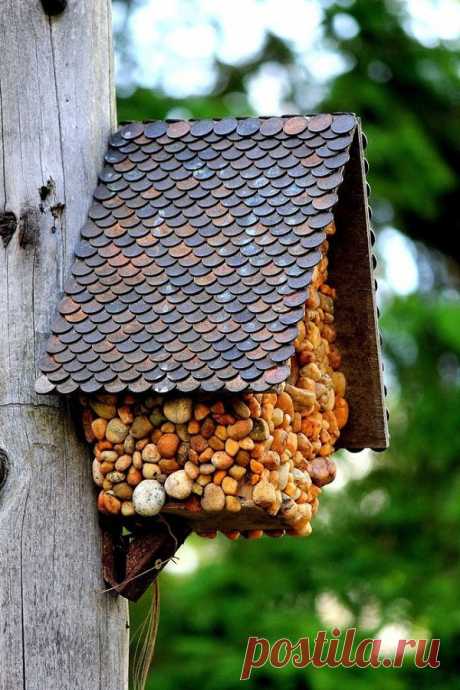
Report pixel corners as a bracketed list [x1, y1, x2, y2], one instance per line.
[38, 113, 360, 395]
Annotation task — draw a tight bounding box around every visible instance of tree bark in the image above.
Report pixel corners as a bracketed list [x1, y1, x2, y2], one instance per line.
[0, 2, 129, 689]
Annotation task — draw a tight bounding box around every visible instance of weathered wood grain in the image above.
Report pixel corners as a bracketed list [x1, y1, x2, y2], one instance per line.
[0, 2, 129, 689]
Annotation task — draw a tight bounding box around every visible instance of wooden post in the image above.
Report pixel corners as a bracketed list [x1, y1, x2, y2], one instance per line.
[0, 2, 129, 689]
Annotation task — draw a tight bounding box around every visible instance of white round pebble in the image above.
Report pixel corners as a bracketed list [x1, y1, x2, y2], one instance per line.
[133, 479, 166, 517]
[164, 470, 193, 500]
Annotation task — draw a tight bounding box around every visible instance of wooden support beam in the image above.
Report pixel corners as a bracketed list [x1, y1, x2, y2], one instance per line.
[0, 2, 129, 688]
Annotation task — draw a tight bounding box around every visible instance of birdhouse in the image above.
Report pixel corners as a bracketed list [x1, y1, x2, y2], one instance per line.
[36, 114, 388, 599]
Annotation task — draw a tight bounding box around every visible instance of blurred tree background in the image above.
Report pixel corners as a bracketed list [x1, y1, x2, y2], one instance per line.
[111, 1, 460, 687]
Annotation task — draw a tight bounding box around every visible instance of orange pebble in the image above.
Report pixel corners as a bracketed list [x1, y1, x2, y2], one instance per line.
[334, 397, 349, 429]
[97, 491, 108, 514]
[157, 433, 180, 458]
[97, 440, 113, 451]
[91, 418, 107, 441]
[188, 419, 200, 434]
[246, 530, 263, 540]
[210, 401, 225, 414]
[276, 392, 294, 417]
[127, 467, 142, 486]
[194, 403, 210, 421]
[223, 530, 240, 540]
[250, 459, 264, 474]
[213, 470, 226, 485]
[102, 493, 121, 515]
[117, 405, 134, 425]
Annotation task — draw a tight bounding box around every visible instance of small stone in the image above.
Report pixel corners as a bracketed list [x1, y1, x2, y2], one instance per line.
[100, 461, 114, 475]
[142, 463, 161, 479]
[115, 455, 132, 472]
[201, 483, 225, 512]
[132, 451, 142, 469]
[239, 437, 254, 451]
[149, 407, 166, 427]
[211, 451, 233, 470]
[271, 429, 288, 453]
[225, 438, 239, 456]
[194, 403, 210, 421]
[215, 425, 227, 441]
[231, 400, 251, 419]
[285, 384, 316, 410]
[106, 471, 126, 484]
[332, 372, 346, 398]
[227, 419, 253, 440]
[89, 400, 116, 420]
[235, 450, 250, 466]
[112, 482, 133, 500]
[157, 433, 180, 458]
[253, 479, 276, 508]
[130, 415, 153, 439]
[226, 495, 242, 512]
[106, 418, 129, 444]
[208, 435, 224, 451]
[92, 459, 104, 487]
[176, 442, 189, 465]
[103, 493, 121, 515]
[190, 435, 207, 454]
[229, 465, 246, 481]
[221, 476, 238, 495]
[100, 450, 118, 463]
[199, 447, 213, 462]
[142, 443, 161, 463]
[184, 461, 199, 480]
[165, 470, 193, 500]
[201, 417, 216, 439]
[303, 362, 322, 381]
[124, 435, 135, 454]
[197, 474, 211, 486]
[250, 418, 270, 441]
[292, 468, 312, 491]
[176, 424, 189, 442]
[334, 397, 349, 429]
[163, 397, 193, 424]
[309, 457, 336, 487]
[118, 405, 134, 425]
[271, 408, 284, 427]
[199, 463, 215, 475]
[158, 460, 179, 475]
[278, 463, 290, 491]
[121, 501, 135, 518]
[161, 421, 175, 433]
[276, 392, 294, 418]
[192, 482, 203, 496]
[133, 480, 166, 517]
[91, 418, 107, 441]
[212, 469, 225, 485]
[127, 466, 143, 486]
[188, 420, 200, 434]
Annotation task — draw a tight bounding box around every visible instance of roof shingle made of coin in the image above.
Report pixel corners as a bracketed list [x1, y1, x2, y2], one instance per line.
[38, 113, 364, 396]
